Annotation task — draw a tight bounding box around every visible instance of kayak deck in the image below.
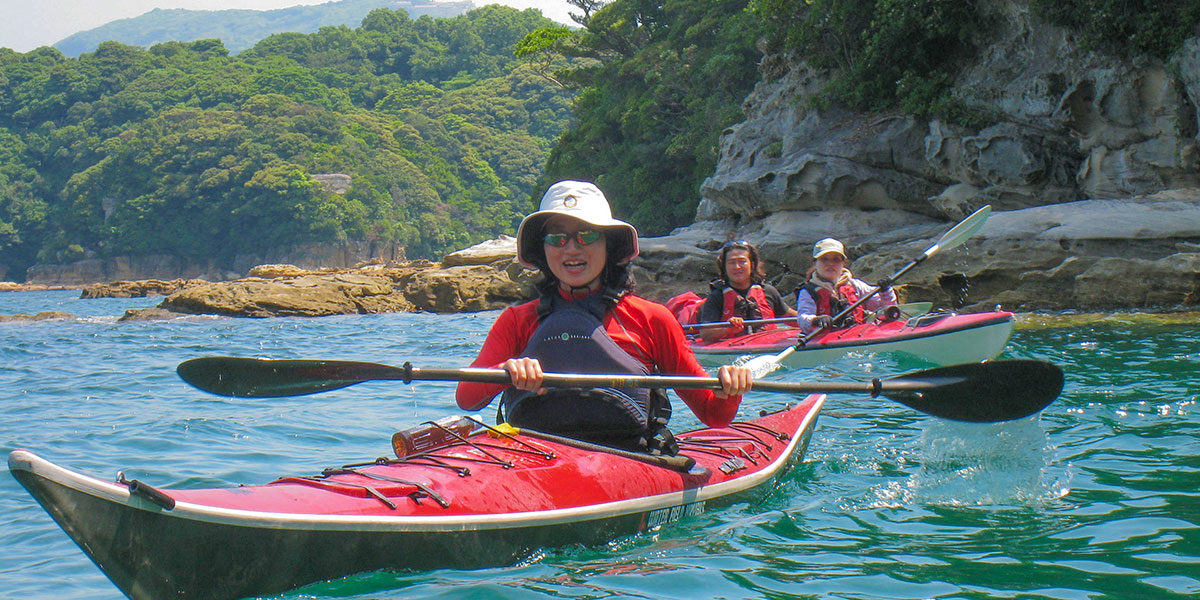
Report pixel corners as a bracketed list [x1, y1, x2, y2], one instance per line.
[9, 394, 823, 600]
[692, 310, 1015, 367]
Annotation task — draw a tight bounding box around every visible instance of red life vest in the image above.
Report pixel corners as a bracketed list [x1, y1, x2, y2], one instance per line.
[805, 282, 866, 325]
[720, 285, 776, 332]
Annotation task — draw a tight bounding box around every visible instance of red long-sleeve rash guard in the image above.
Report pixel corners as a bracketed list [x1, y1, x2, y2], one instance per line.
[455, 294, 742, 428]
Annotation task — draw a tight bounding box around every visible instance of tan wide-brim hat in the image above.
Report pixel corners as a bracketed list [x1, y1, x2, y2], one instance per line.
[516, 180, 640, 268]
[812, 237, 847, 259]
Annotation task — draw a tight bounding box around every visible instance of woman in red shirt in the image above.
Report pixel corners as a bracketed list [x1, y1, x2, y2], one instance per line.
[456, 180, 752, 450]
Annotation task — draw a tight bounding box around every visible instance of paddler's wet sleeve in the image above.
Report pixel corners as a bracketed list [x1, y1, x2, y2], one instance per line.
[455, 303, 538, 411]
[635, 299, 742, 427]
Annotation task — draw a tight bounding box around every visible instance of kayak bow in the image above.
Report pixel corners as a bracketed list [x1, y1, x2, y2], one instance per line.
[692, 310, 1015, 368]
[9, 396, 824, 600]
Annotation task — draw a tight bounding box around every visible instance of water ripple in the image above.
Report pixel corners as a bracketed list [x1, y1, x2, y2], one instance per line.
[2, 292, 1199, 599]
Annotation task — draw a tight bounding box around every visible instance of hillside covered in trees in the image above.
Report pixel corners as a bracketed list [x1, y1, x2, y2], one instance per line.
[0, 5, 571, 280]
[2, 0, 1194, 283]
[52, 0, 475, 57]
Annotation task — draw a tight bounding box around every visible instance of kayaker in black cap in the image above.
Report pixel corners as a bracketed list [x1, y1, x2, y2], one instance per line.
[455, 180, 753, 453]
[695, 240, 796, 343]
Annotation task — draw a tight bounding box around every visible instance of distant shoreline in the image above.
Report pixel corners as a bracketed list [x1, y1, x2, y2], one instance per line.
[0, 283, 80, 292]
[1, 281, 1196, 329]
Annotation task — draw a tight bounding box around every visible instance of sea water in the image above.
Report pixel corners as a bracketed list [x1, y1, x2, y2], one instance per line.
[1, 290, 1197, 599]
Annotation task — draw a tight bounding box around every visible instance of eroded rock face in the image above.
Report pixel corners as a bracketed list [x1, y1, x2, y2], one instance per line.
[81, 279, 208, 299]
[158, 273, 413, 318]
[442, 235, 519, 267]
[702, 5, 1199, 224]
[403, 261, 537, 313]
[636, 191, 1200, 312]
[855, 192, 1200, 311]
[684, 1, 1200, 313]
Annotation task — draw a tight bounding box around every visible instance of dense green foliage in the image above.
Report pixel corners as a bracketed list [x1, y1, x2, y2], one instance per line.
[6, 0, 1196, 281]
[753, 0, 981, 123]
[525, 0, 766, 235]
[752, 0, 1199, 122]
[1031, 0, 1200, 60]
[0, 6, 571, 277]
[51, 0, 474, 57]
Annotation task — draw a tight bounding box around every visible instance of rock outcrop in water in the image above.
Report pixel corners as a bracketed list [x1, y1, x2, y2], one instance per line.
[0, 311, 76, 323]
[82, 279, 209, 299]
[113, 237, 537, 319]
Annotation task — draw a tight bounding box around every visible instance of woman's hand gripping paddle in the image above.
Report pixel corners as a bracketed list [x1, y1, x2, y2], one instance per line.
[742, 205, 992, 377]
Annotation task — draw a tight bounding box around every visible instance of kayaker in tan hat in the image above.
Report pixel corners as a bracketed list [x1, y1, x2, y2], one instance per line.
[795, 237, 897, 332]
[456, 180, 753, 453]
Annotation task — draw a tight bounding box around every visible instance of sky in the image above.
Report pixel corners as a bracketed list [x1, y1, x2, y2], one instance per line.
[0, 0, 577, 53]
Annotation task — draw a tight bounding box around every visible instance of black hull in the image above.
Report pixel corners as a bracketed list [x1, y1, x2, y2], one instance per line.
[15, 468, 659, 599]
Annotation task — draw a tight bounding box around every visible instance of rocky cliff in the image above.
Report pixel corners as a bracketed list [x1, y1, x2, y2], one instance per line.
[636, 0, 1200, 312]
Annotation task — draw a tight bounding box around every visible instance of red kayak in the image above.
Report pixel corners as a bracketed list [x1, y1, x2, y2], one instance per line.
[691, 310, 1015, 368]
[9, 394, 823, 600]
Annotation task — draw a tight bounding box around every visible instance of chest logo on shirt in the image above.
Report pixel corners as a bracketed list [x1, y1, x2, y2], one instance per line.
[546, 332, 588, 343]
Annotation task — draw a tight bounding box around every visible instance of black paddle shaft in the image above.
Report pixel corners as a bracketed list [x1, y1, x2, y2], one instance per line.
[177, 357, 1062, 423]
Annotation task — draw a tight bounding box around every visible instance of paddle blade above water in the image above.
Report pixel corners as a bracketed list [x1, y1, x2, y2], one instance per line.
[176, 357, 400, 397]
[924, 204, 991, 258]
[743, 353, 784, 378]
[881, 359, 1064, 423]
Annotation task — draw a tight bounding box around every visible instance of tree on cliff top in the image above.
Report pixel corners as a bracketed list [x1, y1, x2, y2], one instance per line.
[519, 0, 764, 236]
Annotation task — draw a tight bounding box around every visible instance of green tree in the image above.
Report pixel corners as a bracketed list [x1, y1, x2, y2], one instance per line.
[533, 0, 764, 234]
[754, 0, 980, 121]
[1031, 0, 1200, 59]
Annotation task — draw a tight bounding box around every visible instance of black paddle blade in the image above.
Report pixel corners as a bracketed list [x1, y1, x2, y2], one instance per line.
[177, 357, 394, 397]
[882, 359, 1064, 423]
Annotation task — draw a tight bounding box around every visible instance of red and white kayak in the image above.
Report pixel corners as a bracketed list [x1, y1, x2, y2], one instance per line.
[691, 310, 1015, 368]
[9, 394, 823, 600]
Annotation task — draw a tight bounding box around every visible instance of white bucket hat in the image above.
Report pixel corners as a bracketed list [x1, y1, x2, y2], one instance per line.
[812, 237, 846, 259]
[516, 180, 640, 268]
